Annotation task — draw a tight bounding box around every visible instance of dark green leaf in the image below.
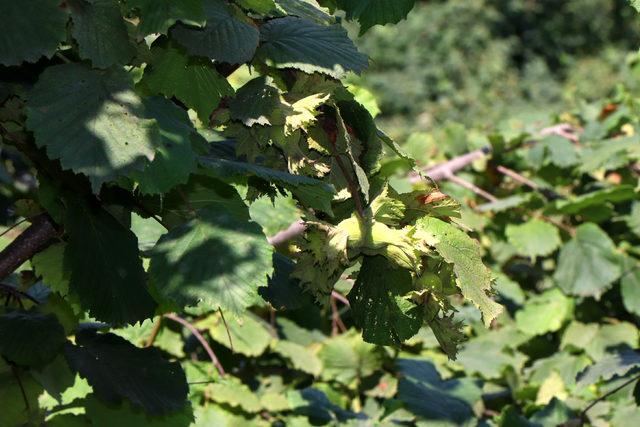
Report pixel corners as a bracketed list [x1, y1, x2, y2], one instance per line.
[257, 17, 368, 78]
[229, 76, 281, 126]
[397, 358, 481, 425]
[172, 0, 259, 64]
[143, 46, 234, 122]
[0, 310, 66, 367]
[348, 255, 423, 346]
[63, 196, 157, 325]
[68, 0, 134, 68]
[65, 330, 188, 415]
[336, 0, 416, 34]
[130, 97, 198, 194]
[0, 0, 68, 66]
[129, 0, 205, 35]
[149, 183, 273, 314]
[27, 64, 158, 191]
[200, 156, 335, 214]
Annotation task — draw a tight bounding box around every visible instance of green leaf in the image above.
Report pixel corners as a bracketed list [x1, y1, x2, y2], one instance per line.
[257, 17, 368, 78]
[143, 45, 234, 122]
[26, 64, 158, 191]
[336, 0, 416, 34]
[0, 0, 68, 66]
[554, 223, 623, 299]
[129, 0, 205, 35]
[0, 310, 66, 367]
[273, 341, 322, 376]
[577, 350, 640, 387]
[457, 330, 528, 379]
[63, 196, 157, 325]
[172, 0, 259, 64]
[562, 321, 639, 361]
[626, 202, 640, 237]
[203, 312, 273, 356]
[515, 289, 573, 336]
[0, 359, 43, 426]
[84, 397, 194, 427]
[505, 219, 561, 259]
[32, 243, 70, 296]
[416, 217, 503, 326]
[129, 97, 198, 194]
[275, 0, 334, 24]
[65, 330, 189, 415]
[228, 76, 281, 126]
[348, 255, 423, 346]
[318, 330, 382, 386]
[631, 0, 640, 12]
[236, 0, 277, 13]
[396, 358, 482, 425]
[200, 156, 335, 215]
[621, 258, 640, 317]
[553, 185, 637, 215]
[149, 183, 273, 314]
[68, 0, 134, 69]
[207, 377, 262, 412]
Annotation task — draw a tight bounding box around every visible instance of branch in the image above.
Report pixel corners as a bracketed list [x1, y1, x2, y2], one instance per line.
[409, 146, 492, 183]
[267, 220, 306, 246]
[446, 174, 498, 202]
[0, 214, 59, 281]
[580, 372, 640, 423]
[164, 313, 225, 377]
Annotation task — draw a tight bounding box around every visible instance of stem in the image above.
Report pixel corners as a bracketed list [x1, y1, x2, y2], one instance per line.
[164, 313, 225, 377]
[145, 317, 163, 347]
[218, 308, 234, 352]
[11, 364, 30, 413]
[333, 150, 366, 217]
[446, 174, 498, 202]
[580, 373, 640, 423]
[331, 290, 350, 307]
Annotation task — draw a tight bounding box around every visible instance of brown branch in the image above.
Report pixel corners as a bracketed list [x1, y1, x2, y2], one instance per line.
[410, 146, 492, 183]
[446, 174, 498, 202]
[0, 214, 59, 281]
[164, 313, 225, 377]
[267, 220, 306, 246]
[330, 296, 347, 335]
[496, 165, 540, 190]
[331, 290, 350, 307]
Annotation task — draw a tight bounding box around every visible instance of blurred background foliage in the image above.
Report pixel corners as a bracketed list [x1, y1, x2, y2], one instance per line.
[351, 0, 640, 142]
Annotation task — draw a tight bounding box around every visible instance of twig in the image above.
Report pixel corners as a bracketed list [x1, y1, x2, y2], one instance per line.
[446, 174, 498, 202]
[164, 313, 225, 377]
[0, 214, 58, 281]
[496, 165, 540, 190]
[54, 52, 72, 64]
[267, 220, 306, 246]
[331, 290, 350, 307]
[410, 146, 492, 183]
[145, 317, 163, 347]
[11, 364, 30, 413]
[540, 123, 578, 143]
[580, 372, 640, 424]
[218, 308, 233, 352]
[330, 296, 347, 336]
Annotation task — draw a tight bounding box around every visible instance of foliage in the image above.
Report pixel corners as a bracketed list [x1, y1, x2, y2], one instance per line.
[0, 0, 497, 425]
[2, 0, 640, 426]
